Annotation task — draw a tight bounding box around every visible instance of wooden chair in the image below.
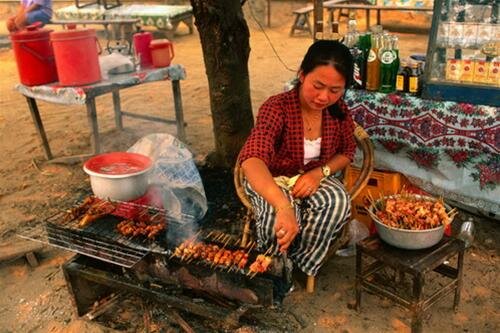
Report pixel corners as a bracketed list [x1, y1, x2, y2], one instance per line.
[233, 122, 374, 293]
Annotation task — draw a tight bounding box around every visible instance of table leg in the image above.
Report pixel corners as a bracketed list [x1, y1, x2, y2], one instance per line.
[377, 9, 381, 25]
[411, 273, 425, 333]
[171, 80, 186, 142]
[355, 244, 362, 311]
[85, 98, 100, 154]
[25, 97, 53, 160]
[366, 9, 370, 30]
[112, 90, 123, 130]
[454, 249, 465, 311]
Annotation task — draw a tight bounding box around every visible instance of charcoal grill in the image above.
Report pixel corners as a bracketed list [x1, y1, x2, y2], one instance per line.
[19, 197, 289, 326]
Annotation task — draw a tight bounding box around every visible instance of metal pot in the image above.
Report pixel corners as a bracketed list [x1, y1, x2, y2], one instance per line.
[367, 194, 453, 250]
[83, 152, 153, 201]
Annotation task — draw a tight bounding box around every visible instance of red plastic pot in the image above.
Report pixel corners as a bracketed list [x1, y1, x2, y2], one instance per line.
[10, 23, 58, 86]
[50, 25, 101, 86]
[133, 31, 153, 66]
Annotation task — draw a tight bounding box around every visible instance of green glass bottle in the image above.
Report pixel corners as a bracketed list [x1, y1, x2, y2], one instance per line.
[379, 36, 395, 93]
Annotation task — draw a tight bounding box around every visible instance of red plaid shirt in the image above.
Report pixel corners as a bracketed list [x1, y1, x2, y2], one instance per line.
[239, 87, 356, 177]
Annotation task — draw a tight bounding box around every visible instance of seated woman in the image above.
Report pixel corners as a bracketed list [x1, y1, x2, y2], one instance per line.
[238, 40, 356, 280]
[7, 0, 52, 32]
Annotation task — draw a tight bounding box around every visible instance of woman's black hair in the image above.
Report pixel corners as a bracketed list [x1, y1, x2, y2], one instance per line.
[298, 40, 354, 120]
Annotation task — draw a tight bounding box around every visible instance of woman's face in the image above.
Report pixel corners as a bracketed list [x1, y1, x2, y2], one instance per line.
[298, 65, 346, 112]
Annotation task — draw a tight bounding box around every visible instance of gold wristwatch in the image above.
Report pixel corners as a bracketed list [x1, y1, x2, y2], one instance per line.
[321, 165, 331, 178]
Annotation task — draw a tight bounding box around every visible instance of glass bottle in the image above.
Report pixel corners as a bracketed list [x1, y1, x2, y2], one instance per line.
[366, 34, 381, 91]
[458, 218, 475, 248]
[408, 63, 421, 95]
[357, 32, 371, 89]
[379, 35, 396, 93]
[390, 36, 400, 91]
[396, 61, 409, 93]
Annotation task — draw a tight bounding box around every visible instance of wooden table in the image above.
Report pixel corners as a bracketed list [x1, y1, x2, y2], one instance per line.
[355, 236, 465, 333]
[15, 65, 186, 163]
[324, 3, 433, 29]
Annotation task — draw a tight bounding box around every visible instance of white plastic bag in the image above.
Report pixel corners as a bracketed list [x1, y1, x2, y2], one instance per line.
[128, 133, 207, 223]
[98, 52, 133, 80]
[336, 219, 370, 257]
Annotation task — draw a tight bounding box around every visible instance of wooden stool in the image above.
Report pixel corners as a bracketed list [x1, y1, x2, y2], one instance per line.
[355, 236, 465, 333]
[290, 6, 313, 36]
[0, 240, 44, 267]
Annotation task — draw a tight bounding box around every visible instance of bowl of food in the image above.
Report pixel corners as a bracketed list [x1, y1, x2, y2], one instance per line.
[83, 152, 153, 201]
[367, 194, 456, 250]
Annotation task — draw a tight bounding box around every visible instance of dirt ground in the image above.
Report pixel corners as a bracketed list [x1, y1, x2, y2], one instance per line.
[0, 1, 499, 332]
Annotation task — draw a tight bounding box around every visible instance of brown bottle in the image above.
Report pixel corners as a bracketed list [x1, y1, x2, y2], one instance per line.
[396, 61, 409, 92]
[366, 35, 381, 91]
[408, 63, 420, 95]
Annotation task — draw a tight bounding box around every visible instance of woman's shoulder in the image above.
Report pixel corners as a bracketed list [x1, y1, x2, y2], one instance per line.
[261, 87, 299, 111]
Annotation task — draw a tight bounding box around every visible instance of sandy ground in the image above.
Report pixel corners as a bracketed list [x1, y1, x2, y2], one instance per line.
[0, 1, 499, 332]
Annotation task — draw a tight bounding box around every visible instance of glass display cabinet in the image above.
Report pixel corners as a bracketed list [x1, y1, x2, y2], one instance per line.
[422, 0, 499, 106]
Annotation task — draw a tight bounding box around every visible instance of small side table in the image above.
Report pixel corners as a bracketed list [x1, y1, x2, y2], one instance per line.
[355, 236, 465, 333]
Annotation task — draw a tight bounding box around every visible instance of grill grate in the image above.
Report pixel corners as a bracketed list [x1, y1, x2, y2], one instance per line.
[18, 199, 193, 268]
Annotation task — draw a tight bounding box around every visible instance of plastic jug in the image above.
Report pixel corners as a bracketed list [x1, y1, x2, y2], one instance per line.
[149, 39, 175, 68]
[133, 31, 153, 67]
[10, 22, 58, 86]
[50, 25, 101, 86]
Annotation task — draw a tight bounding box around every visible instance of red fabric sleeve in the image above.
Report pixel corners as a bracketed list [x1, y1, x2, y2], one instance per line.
[238, 95, 285, 165]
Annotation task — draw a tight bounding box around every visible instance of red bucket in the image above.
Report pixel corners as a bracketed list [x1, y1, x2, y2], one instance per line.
[9, 23, 58, 86]
[50, 26, 101, 86]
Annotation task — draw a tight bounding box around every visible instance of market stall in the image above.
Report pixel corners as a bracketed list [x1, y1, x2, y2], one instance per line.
[310, 0, 499, 217]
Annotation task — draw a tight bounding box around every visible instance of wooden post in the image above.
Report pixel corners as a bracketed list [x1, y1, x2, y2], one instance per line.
[313, 0, 323, 41]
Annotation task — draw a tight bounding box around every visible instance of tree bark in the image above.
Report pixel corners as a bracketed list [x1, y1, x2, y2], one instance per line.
[190, 0, 254, 168]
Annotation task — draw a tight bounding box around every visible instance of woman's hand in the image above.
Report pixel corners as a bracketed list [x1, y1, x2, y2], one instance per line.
[291, 169, 322, 198]
[274, 207, 299, 253]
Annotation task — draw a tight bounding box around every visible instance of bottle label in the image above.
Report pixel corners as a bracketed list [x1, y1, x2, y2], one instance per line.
[367, 49, 377, 62]
[380, 50, 394, 64]
[396, 75, 405, 91]
[353, 63, 362, 87]
[409, 77, 419, 93]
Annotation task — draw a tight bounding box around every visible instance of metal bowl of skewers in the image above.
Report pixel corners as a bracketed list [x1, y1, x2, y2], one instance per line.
[367, 193, 457, 250]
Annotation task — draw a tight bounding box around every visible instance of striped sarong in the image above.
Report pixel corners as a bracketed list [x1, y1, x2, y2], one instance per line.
[244, 176, 351, 276]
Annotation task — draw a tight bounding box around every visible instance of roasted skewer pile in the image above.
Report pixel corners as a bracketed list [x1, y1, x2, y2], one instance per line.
[368, 191, 458, 230]
[171, 237, 273, 277]
[63, 196, 117, 228]
[62, 196, 166, 240]
[116, 209, 166, 239]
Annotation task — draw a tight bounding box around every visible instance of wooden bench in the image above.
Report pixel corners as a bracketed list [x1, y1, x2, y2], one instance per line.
[324, 3, 433, 30]
[289, 0, 363, 37]
[290, 5, 314, 36]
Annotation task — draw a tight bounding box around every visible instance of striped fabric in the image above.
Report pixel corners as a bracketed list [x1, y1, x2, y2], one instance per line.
[244, 176, 351, 276]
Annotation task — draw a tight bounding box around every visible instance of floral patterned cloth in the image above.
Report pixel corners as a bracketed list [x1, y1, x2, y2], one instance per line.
[54, 4, 193, 30]
[345, 90, 499, 217]
[15, 64, 186, 105]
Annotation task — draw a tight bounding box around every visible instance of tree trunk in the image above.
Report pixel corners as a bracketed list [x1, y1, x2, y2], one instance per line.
[190, 0, 254, 168]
